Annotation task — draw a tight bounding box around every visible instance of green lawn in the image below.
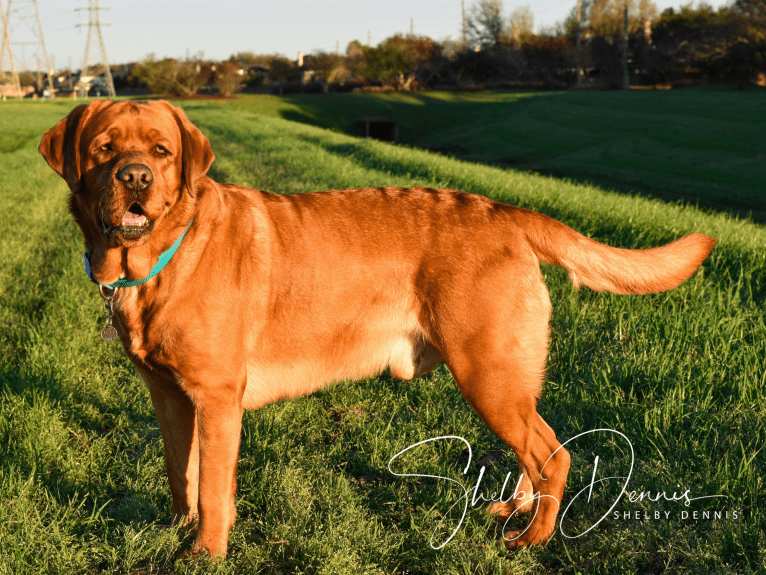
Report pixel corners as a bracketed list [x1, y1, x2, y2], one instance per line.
[212, 88, 766, 224]
[0, 98, 763, 574]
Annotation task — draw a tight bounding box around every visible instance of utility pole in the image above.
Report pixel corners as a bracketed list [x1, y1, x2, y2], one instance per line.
[622, 3, 629, 90]
[576, 0, 583, 87]
[367, 29, 371, 46]
[77, 0, 115, 97]
[410, 17, 413, 37]
[1, 0, 54, 97]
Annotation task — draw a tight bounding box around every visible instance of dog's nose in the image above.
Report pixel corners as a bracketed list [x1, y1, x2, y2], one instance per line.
[117, 164, 154, 191]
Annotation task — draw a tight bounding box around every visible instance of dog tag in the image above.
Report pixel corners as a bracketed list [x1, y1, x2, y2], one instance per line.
[98, 284, 119, 343]
[101, 325, 118, 342]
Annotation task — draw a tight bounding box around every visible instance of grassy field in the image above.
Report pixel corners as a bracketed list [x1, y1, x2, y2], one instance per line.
[0, 96, 764, 574]
[212, 88, 766, 224]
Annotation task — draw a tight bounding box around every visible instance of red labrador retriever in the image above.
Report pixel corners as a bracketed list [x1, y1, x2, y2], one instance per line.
[39, 100, 715, 559]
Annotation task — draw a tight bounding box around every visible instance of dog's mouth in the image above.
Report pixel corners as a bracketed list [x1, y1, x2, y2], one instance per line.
[102, 203, 154, 240]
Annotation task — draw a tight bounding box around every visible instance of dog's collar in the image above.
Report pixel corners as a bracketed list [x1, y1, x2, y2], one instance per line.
[84, 219, 194, 289]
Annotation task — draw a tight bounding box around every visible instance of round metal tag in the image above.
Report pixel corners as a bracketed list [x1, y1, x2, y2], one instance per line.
[101, 326, 118, 342]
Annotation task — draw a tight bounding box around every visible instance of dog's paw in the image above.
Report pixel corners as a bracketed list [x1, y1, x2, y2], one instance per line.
[170, 510, 199, 528]
[487, 498, 535, 522]
[497, 524, 553, 550]
[179, 544, 226, 563]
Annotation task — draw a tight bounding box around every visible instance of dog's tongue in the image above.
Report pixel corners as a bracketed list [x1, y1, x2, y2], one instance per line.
[121, 210, 146, 226]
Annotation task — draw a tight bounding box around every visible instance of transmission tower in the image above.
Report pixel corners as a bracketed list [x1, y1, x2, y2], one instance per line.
[0, 0, 54, 98]
[1, 1, 22, 98]
[77, 0, 115, 97]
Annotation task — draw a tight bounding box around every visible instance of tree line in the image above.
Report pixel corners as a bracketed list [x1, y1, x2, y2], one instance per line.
[127, 0, 765, 96]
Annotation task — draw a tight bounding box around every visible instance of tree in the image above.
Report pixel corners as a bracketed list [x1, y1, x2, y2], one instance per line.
[213, 61, 241, 97]
[727, 0, 766, 85]
[466, 0, 508, 48]
[356, 34, 441, 89]
[510, 5, 534, 45]
[520, 34, 573, 86]
[130, 55, 207, 97]
[264, 55, 298, 95]
[303, 51, 351, 90]
[732, 0, 766, 42]
[589, 0, 658, 38]
[229, 52, 263, 66]
[267, 56, 296, 83]
[17, 71, 36, 87]
[345, 41, 366, 78]
[652, 4, 740, 76]
[561, 0, 591, 38]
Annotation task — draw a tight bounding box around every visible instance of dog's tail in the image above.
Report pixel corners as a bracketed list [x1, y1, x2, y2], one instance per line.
[515, 208, 716, 295]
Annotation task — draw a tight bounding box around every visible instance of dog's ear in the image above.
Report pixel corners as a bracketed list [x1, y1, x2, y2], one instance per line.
[39, 100, 113, 191]
[168, 103, 215, 196]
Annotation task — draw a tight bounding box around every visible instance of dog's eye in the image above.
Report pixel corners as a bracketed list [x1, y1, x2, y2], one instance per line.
[98, 143, 113, 153]
[154, 145, 169, 156]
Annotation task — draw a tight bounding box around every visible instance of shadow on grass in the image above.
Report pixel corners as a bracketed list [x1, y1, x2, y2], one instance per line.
[274, 90, 766, 225]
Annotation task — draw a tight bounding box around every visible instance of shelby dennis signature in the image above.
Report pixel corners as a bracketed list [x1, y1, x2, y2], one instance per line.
[387, 429, 729, 549]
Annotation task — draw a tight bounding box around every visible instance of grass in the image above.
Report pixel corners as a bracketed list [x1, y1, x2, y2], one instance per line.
[209, 88, 766, 223]
[0, 95, 764, 574]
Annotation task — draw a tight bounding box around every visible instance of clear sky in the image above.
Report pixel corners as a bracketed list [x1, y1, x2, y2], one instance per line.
[5, 0, 733, 72]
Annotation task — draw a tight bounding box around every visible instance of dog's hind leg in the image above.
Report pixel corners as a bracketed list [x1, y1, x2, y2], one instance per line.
[433, 262, 569, 548]
[447, 352, 570, 548]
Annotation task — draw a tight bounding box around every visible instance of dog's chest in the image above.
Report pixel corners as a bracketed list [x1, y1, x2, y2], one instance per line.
[113, 289, 167, 366]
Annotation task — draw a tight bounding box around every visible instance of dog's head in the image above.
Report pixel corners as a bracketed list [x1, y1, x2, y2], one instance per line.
[39, 100, 214, 282]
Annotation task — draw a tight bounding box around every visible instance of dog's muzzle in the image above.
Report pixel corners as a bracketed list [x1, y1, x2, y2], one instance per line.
[102, 164, 155, 239]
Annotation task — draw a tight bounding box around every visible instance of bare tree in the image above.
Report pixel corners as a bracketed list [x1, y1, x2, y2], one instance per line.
[509, 5, 534, 45]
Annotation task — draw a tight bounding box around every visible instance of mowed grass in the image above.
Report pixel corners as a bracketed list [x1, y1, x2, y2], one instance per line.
[0, 98, 764, 574]
[214, 88, 766, 223]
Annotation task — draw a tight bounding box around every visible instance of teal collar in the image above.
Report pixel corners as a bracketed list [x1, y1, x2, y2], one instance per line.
[85, 219, 193, 289]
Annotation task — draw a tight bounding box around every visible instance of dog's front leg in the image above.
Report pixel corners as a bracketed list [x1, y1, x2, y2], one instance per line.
[190, 386, 244, 560]
[143, 372, 200, 526]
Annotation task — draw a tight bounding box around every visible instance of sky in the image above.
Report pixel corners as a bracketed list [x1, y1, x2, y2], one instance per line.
[4, 0, 733, 73]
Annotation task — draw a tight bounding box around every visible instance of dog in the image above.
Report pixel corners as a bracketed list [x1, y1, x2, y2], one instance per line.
[39, 100, 715, 559]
